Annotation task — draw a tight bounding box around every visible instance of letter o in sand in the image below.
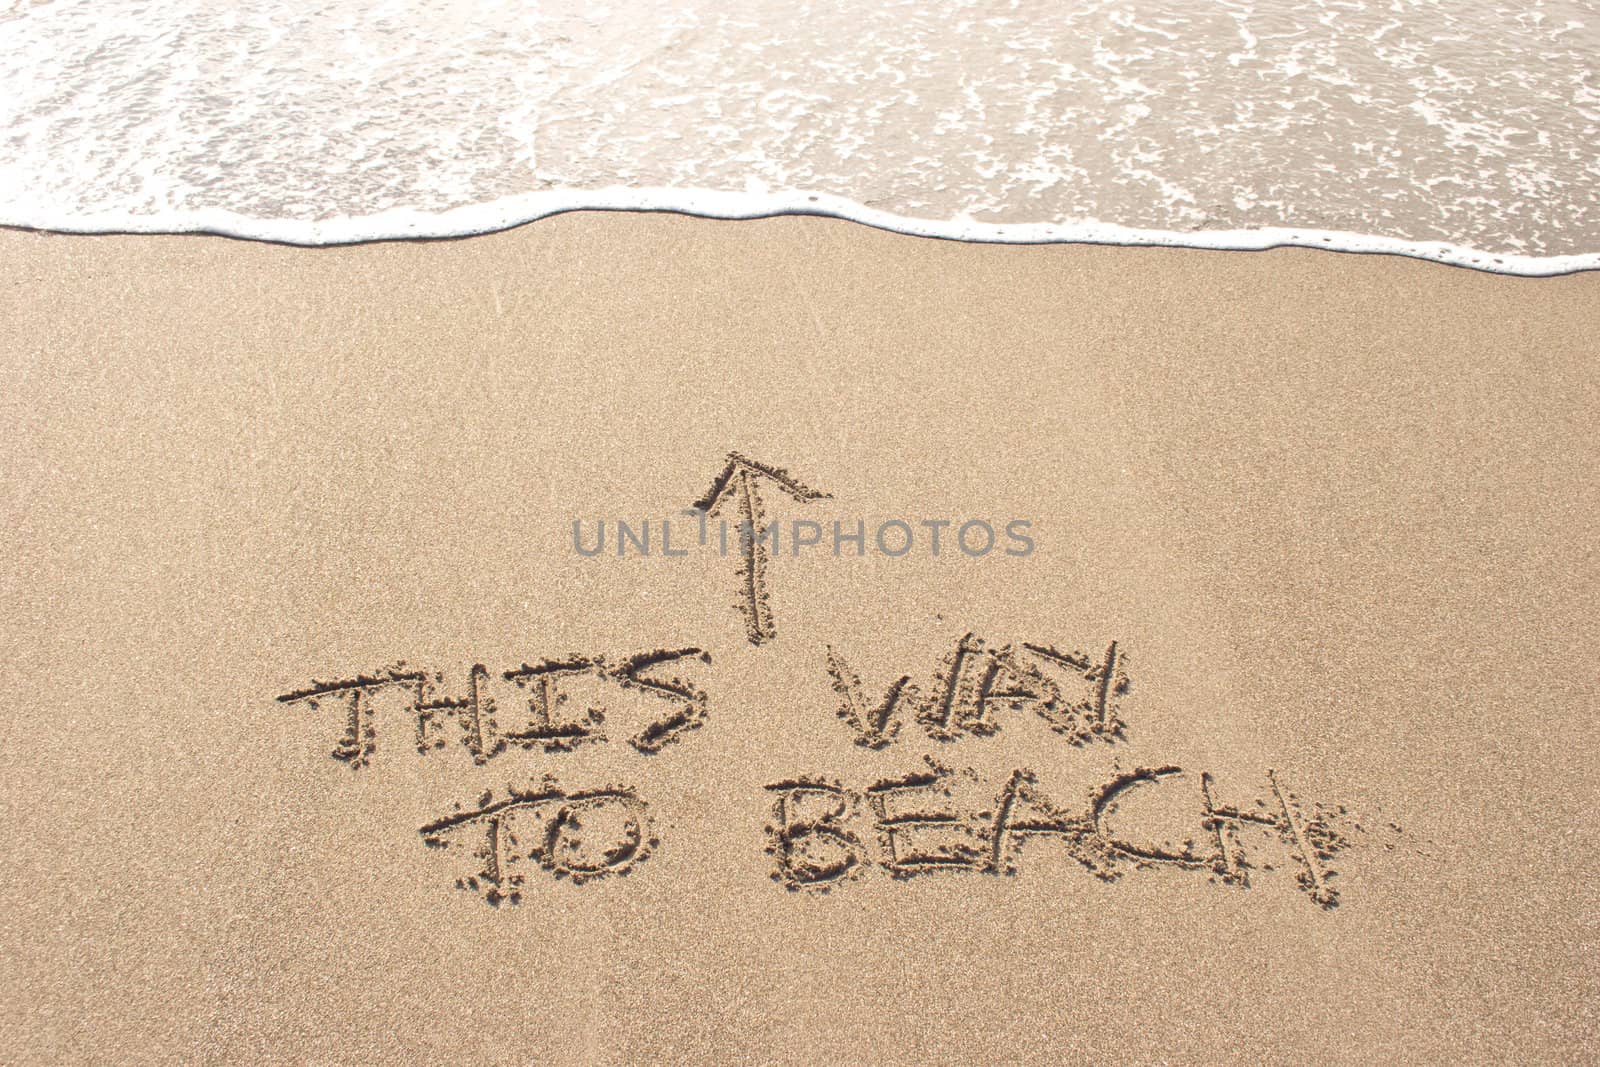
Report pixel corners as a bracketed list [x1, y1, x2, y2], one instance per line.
[537, 792, 651, 881]
[959, 519, 995, 557]
[876, 520, 914, 557]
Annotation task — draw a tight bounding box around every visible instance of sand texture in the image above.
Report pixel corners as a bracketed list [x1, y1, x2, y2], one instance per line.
[2, 215, 1597, 1063]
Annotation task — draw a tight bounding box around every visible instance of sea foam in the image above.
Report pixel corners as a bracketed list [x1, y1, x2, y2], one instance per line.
[2, 0, 1596, 275]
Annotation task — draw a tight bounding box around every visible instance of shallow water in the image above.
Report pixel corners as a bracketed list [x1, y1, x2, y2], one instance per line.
[1, 0, 1596, 271]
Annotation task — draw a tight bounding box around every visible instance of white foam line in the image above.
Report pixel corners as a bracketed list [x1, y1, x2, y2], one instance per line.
[4, 186, 1596, 277]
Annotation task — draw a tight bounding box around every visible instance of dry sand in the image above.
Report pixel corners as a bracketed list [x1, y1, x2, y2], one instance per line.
[2, 214, 1596, 1063]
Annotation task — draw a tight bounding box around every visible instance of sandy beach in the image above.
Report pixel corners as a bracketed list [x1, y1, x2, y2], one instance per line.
[2, 214, 1597, 1062]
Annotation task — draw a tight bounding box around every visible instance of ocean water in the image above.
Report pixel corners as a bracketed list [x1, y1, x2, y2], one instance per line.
[1, 0, 1596, 274]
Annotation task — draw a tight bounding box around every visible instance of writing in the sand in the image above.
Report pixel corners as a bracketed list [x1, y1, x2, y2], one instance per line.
[276, 449, 1370, 911]
[275, 646, 714, 767]
[418, 781, 655, 905]
[765, 761, 1344, 908]
[278, 629, 1359, 910]
[273, 631, 1125, 767]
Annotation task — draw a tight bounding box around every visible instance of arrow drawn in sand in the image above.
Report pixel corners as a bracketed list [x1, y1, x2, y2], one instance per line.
[692, 451, 829, 644]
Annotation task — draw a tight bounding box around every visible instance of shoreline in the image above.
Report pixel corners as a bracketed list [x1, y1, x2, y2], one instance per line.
[6, 187, 1600, 277]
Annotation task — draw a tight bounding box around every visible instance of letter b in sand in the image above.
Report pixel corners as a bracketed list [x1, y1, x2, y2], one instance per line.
[764, 781, 863, 888]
